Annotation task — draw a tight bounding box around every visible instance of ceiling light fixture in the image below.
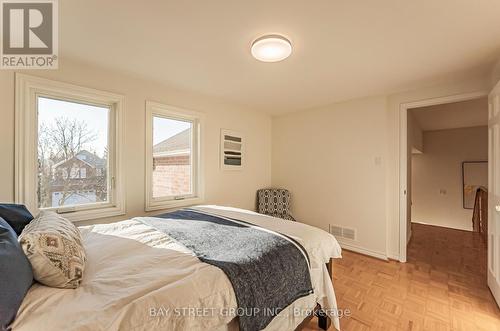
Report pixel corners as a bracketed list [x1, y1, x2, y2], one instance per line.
[251, 34, 292, 62]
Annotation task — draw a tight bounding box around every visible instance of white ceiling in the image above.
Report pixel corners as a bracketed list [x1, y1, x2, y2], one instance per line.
[410, 97, 488, 131]
[60, 1, 500, 115]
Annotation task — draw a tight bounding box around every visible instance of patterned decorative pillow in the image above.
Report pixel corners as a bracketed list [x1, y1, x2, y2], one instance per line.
[19, 211, 86, 289]
[257, 188, 296, 221]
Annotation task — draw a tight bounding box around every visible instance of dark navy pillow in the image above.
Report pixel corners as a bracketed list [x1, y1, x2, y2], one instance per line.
[0, 217, 33, 330]
[0, 204, 34, 236]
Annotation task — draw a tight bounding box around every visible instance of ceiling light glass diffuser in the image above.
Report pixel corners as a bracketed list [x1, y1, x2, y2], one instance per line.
[251, 35, 292, 62]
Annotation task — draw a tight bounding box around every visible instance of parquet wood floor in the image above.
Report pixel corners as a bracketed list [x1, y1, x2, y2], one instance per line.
[304, 223, 500, 331]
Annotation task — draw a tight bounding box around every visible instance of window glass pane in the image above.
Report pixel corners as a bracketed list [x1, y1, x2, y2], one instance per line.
[37, 97, 110, 208]
[152, 116, 192, 198]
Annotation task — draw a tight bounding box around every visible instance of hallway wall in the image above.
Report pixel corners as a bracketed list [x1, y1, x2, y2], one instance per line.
[411, 126, 488, 231]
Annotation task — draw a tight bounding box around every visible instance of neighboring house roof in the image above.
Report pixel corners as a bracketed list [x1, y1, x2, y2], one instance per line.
[153, 128, 191, 156]
[53, 150, 106, 169]
[75, 150, 106, 168]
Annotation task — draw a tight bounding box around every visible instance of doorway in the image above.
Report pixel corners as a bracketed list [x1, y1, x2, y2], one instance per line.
[398, 92, 488, 262]
[408, 98, 488, 234]
[407, 97, 490, 302]
[399, 89, 500, 307]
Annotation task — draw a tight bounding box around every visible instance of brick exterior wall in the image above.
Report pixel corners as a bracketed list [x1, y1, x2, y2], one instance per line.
[152, 154, 191, 197]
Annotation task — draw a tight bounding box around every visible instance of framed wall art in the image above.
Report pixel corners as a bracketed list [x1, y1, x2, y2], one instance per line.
[220, 129, 244, 170]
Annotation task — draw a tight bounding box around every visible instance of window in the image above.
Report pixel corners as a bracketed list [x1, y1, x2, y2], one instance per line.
[145, 101, 203, 211]
[38, 97, 107, 208]
[16, 74, 125, 221]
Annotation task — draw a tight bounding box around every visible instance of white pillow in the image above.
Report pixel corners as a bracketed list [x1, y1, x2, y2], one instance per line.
[19, 211, 86, 288]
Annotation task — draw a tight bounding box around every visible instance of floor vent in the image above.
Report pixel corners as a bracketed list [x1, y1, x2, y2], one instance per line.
[329, 224, 357, 241]
[329, 225, 343, 237]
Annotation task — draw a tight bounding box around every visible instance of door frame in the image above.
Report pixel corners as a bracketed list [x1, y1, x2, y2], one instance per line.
[398, 91, 489, 262]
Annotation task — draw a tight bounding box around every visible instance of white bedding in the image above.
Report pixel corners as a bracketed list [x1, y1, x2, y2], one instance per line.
[12, 205, 342, 331]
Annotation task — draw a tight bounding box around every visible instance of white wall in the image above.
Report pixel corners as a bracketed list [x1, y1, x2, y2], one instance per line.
[408, 113, 424, 153]
[406, 112, 424, 242]
[272, 69, 493, 260]
[491, 57, 500, 86]
[0, 58, 272, 225]
[1, 56, 498, 258]
[272, 96, 388, 257]
[411, 126, 488, 231]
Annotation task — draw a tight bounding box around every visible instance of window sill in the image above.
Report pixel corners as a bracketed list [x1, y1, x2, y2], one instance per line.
[145, 197, 203, 212]
[54, 204, 126, 223]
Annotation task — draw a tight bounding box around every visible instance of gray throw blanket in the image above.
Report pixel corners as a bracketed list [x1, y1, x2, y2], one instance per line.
[138, 209, 313, 331]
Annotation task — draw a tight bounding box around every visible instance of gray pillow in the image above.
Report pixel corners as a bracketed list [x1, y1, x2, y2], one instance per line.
[0, 204, 34, 236]
[0, 217, 33, 331]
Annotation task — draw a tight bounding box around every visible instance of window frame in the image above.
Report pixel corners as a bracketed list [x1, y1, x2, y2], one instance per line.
[15, 73, 126, 222]
[145, 101, 204, 211]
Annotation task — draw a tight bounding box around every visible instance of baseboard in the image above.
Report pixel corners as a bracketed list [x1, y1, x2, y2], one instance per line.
[411, 221, 472, 232]
[336, 239, 388, 261]
[387, 252, 400, 261]
[488, 271, 500, 308]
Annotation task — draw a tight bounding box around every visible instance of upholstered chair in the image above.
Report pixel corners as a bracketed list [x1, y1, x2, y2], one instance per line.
[257, 188, 296, 221]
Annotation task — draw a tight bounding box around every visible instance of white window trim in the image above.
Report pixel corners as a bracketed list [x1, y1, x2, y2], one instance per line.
[15, 73, 126, 222]
[145, 101, 204, 211]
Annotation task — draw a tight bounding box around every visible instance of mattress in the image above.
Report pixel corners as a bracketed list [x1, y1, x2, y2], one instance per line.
[12, 205, 342, 331]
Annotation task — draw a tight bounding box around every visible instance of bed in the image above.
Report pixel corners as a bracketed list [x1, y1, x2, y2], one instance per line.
[11, 205, 342, 331]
